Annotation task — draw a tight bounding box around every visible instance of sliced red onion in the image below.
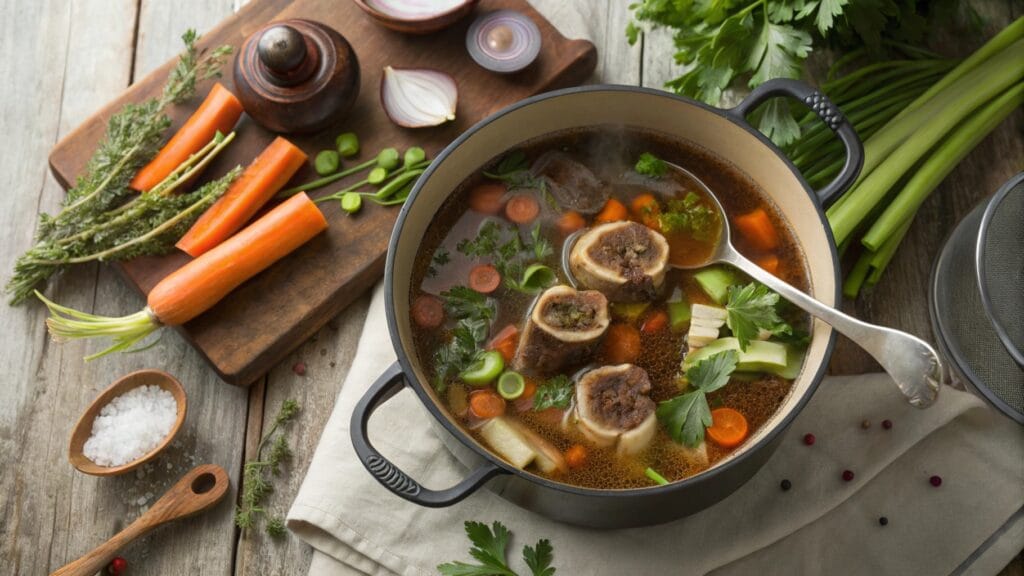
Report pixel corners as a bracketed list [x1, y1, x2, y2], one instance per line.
[368, 0, 467, 19]
[466, 10, 541, 73]
[380, 66, 458, 128]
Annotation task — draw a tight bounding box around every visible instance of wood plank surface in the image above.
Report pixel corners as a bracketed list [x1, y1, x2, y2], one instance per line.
[46, 0, 597, 387]
[0, 1, 1020, 575]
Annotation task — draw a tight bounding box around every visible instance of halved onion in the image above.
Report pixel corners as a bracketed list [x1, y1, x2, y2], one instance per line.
[380, 66, 458, 128]
[368, 0, 466, 19]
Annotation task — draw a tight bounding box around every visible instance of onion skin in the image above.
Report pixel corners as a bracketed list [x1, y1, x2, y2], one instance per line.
[380, 66, 458, 129]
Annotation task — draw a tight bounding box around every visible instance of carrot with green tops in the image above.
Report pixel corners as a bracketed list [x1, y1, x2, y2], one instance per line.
[131, 83, 244, 192]
[37, 192, 327, 360]
[595, 198, 629, 224]
[733, 208, 779, 251]
[177, 136, 307, 257]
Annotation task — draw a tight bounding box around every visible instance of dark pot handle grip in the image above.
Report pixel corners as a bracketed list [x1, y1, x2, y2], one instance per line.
[728, 78, 864, 208]
[350, 361, 505, 507]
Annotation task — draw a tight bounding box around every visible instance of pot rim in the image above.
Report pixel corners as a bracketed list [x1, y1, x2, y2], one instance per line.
[384, 83, 841, 497]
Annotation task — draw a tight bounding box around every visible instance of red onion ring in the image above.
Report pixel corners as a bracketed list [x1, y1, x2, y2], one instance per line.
[466, 10, 541, 73]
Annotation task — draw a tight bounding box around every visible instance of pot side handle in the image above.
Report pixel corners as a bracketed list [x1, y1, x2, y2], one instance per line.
[728, 78, 864, 208]
[350, 362, 506, 507]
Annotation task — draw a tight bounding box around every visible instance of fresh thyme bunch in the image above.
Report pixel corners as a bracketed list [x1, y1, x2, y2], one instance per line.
[236, 399, 301, 538]
[7, 30, 233, 304]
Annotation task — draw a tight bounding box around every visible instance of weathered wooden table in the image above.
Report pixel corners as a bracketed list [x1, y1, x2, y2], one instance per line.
[0, 1, 1019, 574]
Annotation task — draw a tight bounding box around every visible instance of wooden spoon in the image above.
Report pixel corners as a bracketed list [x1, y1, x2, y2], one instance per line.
[50, 464, 230, 576]
[68, 369, 187, 476]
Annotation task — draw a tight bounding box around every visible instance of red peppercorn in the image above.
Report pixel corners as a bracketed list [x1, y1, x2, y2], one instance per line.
[292, 362, 306, 376]
[929, 475, 942, 487]
[882, 419, 893, 430]
[803, 433, 816, 446]
[842, 469, 855, 482]
[107, 557, 127, 575]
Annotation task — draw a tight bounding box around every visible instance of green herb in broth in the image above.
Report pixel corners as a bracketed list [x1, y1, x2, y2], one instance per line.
[432, 287, 496, 391]
[532, 375, 573, 411]
[725, 282, 793, 350]
[457, 221, 556, 294]
[634, 151, 668, 178]
[659, 192, 717, 239]
[657, 350, 738, 447]
[427, 246, 451, 277]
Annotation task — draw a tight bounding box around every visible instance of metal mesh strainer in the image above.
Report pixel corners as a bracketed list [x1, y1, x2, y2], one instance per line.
[977, 172, 1024, 367]
[930, 173, 1024, 424]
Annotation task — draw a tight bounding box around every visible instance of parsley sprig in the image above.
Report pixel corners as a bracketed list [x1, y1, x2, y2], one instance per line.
[658, 191, 717, 239]
[634, 152, 668, 178]
[438, 521, 556, 576]
[725, 282, 793, 350]
[657, 350, 738, 447]
[457, 221, 556, 294]
[432, 287, 496, 392]
[532, 375, 574, 411]
[236, 399, 300, 537]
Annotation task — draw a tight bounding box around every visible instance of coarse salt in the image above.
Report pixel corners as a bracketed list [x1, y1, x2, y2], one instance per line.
[83, 385, 177, 467]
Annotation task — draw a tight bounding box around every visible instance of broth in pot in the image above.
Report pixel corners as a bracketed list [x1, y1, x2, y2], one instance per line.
[410, 127, 810, 490]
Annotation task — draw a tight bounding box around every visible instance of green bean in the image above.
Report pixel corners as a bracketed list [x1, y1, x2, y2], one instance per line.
[340, 192, 362, 214]
[376, 148, 400, 170]
[368, 167, 387, 184]
[314, 150, 340, 175]
[336, 132, 359, 157]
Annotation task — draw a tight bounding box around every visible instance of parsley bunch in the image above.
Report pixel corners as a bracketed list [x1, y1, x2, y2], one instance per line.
[432, 287, 496, 392]
[438, 521, 556, 576]
[627, 0, 938, 145]
[532, 375, 574, 411]
[656, 350, 739, 447]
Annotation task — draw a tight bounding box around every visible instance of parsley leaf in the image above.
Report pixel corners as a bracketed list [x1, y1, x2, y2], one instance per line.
[656, 350, 738, 447]
[442, 286, 495, 321]
[634, 152, 668, 178]
[438, 521, 558, 576]
[458, 221, 556, 295]
[658, 192, 717, 238]
[533, 375, 573, 411]
[531, 222, 553, 260]
[523, 539, 556, 576]
[725, 283, 791, 350]
[428, 246, 451, 277]
[432, 288, 496, 392]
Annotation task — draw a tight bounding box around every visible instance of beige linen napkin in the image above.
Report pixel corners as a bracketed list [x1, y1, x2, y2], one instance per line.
[288, 283, 1024, 576]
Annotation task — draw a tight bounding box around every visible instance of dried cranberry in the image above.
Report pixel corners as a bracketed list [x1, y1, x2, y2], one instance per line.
[841, 469, 855, 482]
[803, 433, 816, 446]
[929, 475, 942, 487]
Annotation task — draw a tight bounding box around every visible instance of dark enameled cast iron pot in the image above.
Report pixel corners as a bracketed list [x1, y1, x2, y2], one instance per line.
[352, 80, 863, 528]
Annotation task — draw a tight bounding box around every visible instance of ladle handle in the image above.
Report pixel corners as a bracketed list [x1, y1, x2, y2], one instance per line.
[729, 78, 863, 208]
[720, 248, 942, 408]
[50, 464, 230, 576]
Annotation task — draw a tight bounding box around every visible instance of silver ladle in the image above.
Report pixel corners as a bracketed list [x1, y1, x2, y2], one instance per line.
[660, 163, 942, 407]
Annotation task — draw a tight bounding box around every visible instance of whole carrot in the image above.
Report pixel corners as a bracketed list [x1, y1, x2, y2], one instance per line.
[176, 136, 307, 257]
[131, 83, 244, 192]
[37, 193, 327, 359]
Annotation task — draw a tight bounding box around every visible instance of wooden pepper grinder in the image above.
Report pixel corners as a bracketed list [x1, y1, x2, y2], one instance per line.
[233, 19, 360, 134]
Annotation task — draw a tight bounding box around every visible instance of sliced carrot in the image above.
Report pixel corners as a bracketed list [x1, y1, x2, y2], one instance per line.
[487, 324, 520, 363]
[564, 444, 588, 469]
[469, 389, 507, 419]
[505, 194, 540, 224]
[176, 137, 308, 257]
[131, 83, 244, 192]
[468, 182, 506, 214]
[521, 378, 537, 400]
[641, 309, 668, 334]
[755, 254, 780, 276]
[733, 208, 780, 251]
[469, 264, 501, 294]
[147, 192, 327, 326]
[706, 407, 749, 448]
[594, 198, 629, 224]
[556, 210, 586, 235]
[602, 323, 641, 364]
[631, 193, 661, 229]
[412, 294, 445, 328]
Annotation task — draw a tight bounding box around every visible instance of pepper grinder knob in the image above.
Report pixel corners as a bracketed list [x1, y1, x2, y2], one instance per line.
[257, 25, 312, 86]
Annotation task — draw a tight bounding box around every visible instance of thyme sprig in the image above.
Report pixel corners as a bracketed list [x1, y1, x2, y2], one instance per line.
[8, 30, 232, 304]
[236, 399, 301, 538]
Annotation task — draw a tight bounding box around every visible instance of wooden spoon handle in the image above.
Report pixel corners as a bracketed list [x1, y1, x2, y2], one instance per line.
[50, 464, 230, 576]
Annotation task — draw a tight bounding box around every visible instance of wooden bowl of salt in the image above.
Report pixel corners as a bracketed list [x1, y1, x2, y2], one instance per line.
[69, 369, 187, 477]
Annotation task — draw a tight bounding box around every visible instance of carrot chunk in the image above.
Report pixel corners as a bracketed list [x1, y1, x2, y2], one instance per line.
[733, 208, 780, 251]
[412, 294, 445, 328]
[706, 407, 749, 448]
[487, 324, 520, 363]
[469, 264, 502, 294]
[177, 136, 308, 257]
[594, 198, 629, 224]
[565, 444, 588, 469]
[505, 194, 540, 224]
[630, 193, 661, 229]
[602, 323, 641, 364]
[131, 83, 244, 192]
[641, 309, 668, 334]
[468, 182, 506, 214]
[556, 211, 586, 235]
[755, 254, 780, 276]
[147, 192, 327, 327]
[469, 390, 507, 419]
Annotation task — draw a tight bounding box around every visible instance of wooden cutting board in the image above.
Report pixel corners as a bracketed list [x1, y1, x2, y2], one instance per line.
[48, 0, 596, 386]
